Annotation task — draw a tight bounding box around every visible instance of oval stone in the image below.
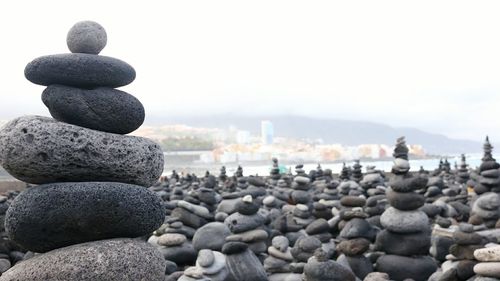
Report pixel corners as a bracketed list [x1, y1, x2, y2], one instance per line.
[0, 239, 166, 281]
[0, 116, 164, 187]
[380, 207, 429, 233]
[42, 85, 145, 134]
[5, 182, 164, 253]
[25, 53, 136, 88]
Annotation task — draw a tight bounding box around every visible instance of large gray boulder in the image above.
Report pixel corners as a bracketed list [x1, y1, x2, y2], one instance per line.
[5, 182, 164, 252]
[0, 116, 163, 187]
[0, 239, 166, 281]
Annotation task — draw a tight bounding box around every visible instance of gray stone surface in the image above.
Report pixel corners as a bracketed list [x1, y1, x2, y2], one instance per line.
[380, 207, 429, 233]
[25, 53, 135, 88]
[67, 21, 107, 54]
[192, 222, 231, 251]
[42, 85, 144, 134]
[5, 182, 164, 253]
[0, 239, 166, 281]
[0, 116, 163, 187]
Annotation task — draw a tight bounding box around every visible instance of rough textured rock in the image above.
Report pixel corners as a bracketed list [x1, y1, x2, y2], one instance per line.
[375, 229, 431, 256]
[42, 85, 145, 134]
[376, 255, 437, 281]
[0, 239, 166, 281]
[5, 182, 164, 253]
[24, 53, 135, 88]
[225, 248, 267, 281]
[67, 21, 107, 54]
[380, 207, 429, 233]
[0, 116, 163, 187]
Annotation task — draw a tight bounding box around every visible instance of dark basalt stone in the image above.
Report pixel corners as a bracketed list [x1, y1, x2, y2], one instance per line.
[0, 116, 163, 187]
[375, 229, 431, 256]
[0, 239, 165, 281]
[386, 189, 425, 211]
[24, 53, 136, 88]
[376, 255, 437, 281]
[5, 182, 164, 253]
[42, 85, 144, 134]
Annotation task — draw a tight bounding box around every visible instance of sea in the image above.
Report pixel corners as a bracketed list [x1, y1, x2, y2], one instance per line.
[224, 153, 492, 176]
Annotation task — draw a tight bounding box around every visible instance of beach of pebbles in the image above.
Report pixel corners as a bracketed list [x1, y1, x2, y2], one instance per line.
[1, 21, 500, 281]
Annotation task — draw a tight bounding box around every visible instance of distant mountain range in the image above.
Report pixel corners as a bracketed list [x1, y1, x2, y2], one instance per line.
[148, 114, 481, 155]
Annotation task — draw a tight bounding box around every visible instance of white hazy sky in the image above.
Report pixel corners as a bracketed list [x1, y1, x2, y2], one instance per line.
[1, 0, 499, 141]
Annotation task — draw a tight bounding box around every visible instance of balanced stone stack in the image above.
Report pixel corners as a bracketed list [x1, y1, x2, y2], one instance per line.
[456, 154, 470, 185]
[376, 137, 437, 281]
[475, 137, 500, 195]
[351, 160, 363, 183]
[471, 192, 500, 229]
[340, 163, 351, 181]
[473, 245, 500, 279]
[224, 195, 268, 255]
[264, 235, 303, 281]
[0, 21, 166, 280]
[438, 223, 484, 280]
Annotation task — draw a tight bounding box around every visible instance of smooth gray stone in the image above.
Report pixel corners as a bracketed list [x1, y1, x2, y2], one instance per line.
[0, 239, 166, 281]
[0, 116, 163, 187]
[67, 21, 107, 54]
[375, 255, 437, 281]
[380, 207, 429, 233]
[5, 182, 164, 253]
[25, 53, 135, 88]
[375, 229, 431, 256]
[42, 85, 144, 134]
[193, 222, 231, 252]
[225, 249, 267, 281]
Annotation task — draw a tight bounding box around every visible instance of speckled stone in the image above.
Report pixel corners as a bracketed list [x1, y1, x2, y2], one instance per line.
[5, 182, 164, 253]
[0, 116, 163, 187]
[0, 239, 166, 281]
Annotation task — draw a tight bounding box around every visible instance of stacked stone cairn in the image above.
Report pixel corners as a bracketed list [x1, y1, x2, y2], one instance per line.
[456, 154, 470, 187]
[475, 137, 500, 195]
[375, 137, 437, 281]
[264, 235, 303, 281]
[336, 196, 374, 279]
[0, 21, 166, 280]
[224, 195, 268, 256]
[340, 162, 351, 181]
[437, 223, 485, 280]
[473, 245, 500, 279]
[351, 160, 363, 183]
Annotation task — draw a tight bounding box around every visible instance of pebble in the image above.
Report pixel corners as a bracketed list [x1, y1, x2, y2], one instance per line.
[475, 246, 500, 262]
[67, 21, 107, 54]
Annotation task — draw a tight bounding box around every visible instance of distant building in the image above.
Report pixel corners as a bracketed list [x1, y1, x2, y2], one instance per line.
[261, 121, 274, 145]
[236, 130, 251, 144]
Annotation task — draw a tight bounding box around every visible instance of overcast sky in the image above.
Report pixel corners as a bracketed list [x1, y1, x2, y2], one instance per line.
[1, 0, 499, 141]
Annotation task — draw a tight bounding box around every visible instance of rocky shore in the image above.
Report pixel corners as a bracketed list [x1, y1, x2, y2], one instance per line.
[1, 21, 500, 281]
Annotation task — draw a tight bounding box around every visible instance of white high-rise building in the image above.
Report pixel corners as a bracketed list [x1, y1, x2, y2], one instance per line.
[261, 120, 274, 145]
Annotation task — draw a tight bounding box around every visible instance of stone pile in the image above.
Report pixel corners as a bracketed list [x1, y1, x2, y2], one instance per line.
[475, 137, 500, 195]
[375, 137, 437, 281]
[0, 21, 166, 280]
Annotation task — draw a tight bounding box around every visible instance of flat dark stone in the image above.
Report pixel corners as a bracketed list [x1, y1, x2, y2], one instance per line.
[5, 182, 164, 253]
[25, 53, 136, 88]
[42, 85, 144, 134]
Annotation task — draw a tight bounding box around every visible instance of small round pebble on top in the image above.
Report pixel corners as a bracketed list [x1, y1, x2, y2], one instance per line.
[67, 21, 107, 54]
